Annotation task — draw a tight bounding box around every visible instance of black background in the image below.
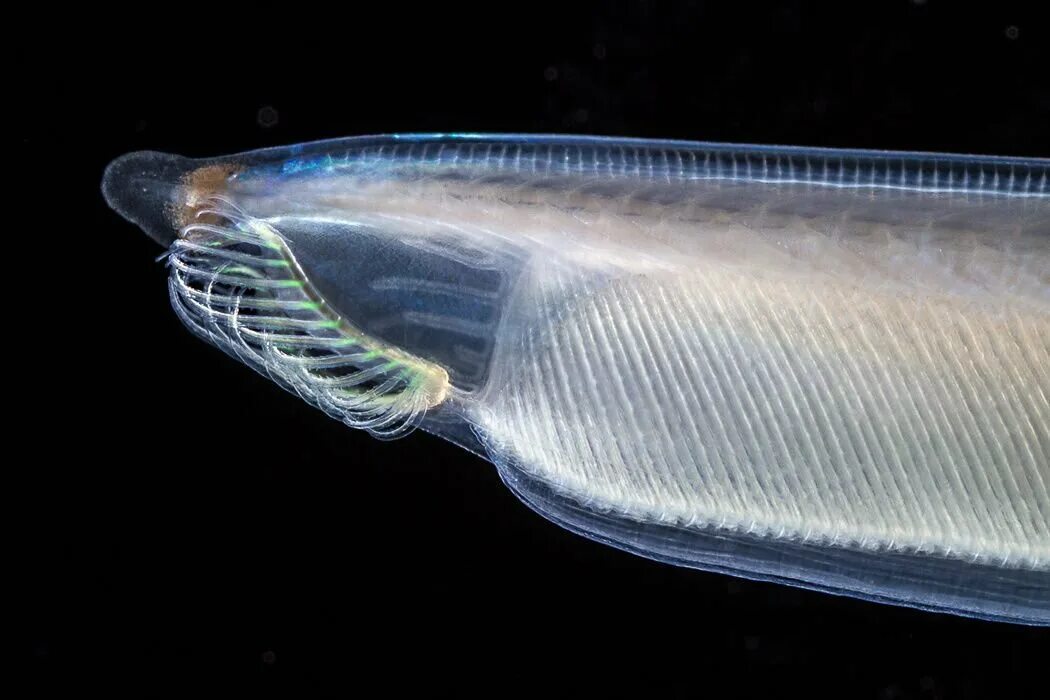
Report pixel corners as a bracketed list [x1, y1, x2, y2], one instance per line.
[19, 1, 1049, 696]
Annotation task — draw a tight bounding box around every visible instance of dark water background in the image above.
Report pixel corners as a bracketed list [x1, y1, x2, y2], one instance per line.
[17, 1, 1049, 696]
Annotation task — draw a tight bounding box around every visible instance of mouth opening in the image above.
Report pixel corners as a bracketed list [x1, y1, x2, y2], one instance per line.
[165, 195, 450, 439]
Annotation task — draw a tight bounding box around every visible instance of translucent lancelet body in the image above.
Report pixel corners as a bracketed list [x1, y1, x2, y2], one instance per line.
[103, 134, 1050, 624]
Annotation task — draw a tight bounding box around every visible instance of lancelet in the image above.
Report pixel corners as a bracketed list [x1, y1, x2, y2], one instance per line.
[102, 134, 1050, 624]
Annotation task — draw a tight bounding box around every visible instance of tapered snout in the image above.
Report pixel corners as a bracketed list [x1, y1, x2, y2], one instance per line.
[102, 150, 199, 247]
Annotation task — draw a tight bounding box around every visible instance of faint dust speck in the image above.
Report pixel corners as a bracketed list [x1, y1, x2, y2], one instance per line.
[261, 650, 276, 665]
[1005, 25, 1019, 40]
[257, 106, 279, 128]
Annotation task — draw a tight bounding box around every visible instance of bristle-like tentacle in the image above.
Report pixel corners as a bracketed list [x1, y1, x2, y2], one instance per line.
[166, 196, 450, 439]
